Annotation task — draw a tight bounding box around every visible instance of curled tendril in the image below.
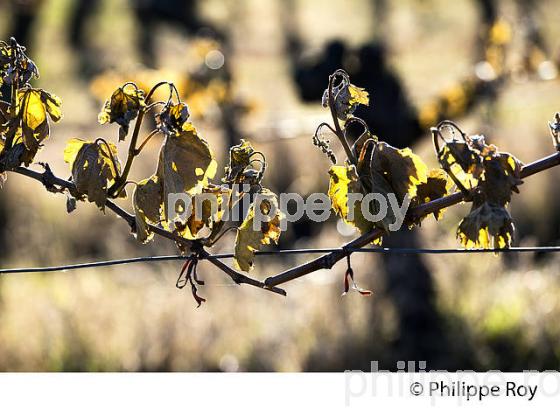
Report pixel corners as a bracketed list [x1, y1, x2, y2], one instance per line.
[431, 120, 474, 197]
[313, 122, 337, 164]
[176, 256, 206, 308]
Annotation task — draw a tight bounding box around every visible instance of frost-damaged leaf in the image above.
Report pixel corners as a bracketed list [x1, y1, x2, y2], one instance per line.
[175, 185, 230, 240]
[437, 140, 481, 189]
[413, 169, 452, 221]
[372, 142, 428, 200]
[133, 175, 163, 243]
[157, 123, 217, 219]
[322, 80, 369, 121]
[327, 164, 381, 244]
[0, 88, 62, 167]
[455, 137, 523, 249]
[64, 138, 122, 210]
[98, 85, 145, 141]
[457, 202, 514, 249]
[223, 139, 254, 183]
[234, 189, 283, 272]
[156, 101, 190, 135]
[0, 40, 39, 87]
[328, 141, 429, 239]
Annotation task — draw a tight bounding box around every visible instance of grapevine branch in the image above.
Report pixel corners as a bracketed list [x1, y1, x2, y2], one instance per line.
[10, 166, 287, 296]
[264, 151, 560, 288]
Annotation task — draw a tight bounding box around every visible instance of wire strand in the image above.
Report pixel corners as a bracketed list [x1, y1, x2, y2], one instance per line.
[1, 246, 559, 275]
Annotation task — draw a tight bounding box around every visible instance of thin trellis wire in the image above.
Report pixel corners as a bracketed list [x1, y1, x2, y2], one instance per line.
[1, 245, 560, 275]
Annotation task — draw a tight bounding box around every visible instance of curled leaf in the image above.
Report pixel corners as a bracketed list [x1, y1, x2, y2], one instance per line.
[0, 88, 62, 168]
[64, 138, 122, 210]
[98, 84, 145, 141]
[223, 139, 255, 183]
[234, 189, 283, 272]
[322, 75, 370, 121]
[327, 164, 381, 244]
[156, 101, 190, 135]
[175, 185, 230, 240]
[371, 142, 428, 200]
[438, 131, 524, 249]
[457, 202, 514, 249]
[133, 175, 163, 243]
[0, 39, 39, 87]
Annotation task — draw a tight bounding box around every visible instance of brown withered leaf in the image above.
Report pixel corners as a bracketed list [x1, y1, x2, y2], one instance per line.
[0, 88, 62, 168]
[157, 123, 217, 219]
[64, 138, 121, 210]
[234, 189, 283, 272]
[322, 81, 369, 121]
[156, 101, 190, 135]
[98, 85, 145, 141]
[481, 151, 523, 206]
[178, 185, 230, 240]
[223, 139, 255, 183]
[457, 202, 514, 249]
[413, 169, 452, 221]
[372, 142, 428, 201]
[133, 175, 163, 243]
[437, 141, 481, 189]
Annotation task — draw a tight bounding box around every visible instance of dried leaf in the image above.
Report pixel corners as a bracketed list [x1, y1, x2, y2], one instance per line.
[133, 175, 163, 243]
[0, 88, 62, 167]
[98, 85, 145, 141]
[177, 185, 230, 240]
[327, 164, 381, 244]
[223, 139, 255, 183]
[437, 140, 481, 189]
[451, 136, 523, 249]
[322, 80, 369, 121]
[372, 142, 428, 200]
[0, 40, 39, 86]
[413, 169, 452, 220]
[457, 202, 514, 249]
[234, 189, 283, 272]
[65, 138, 121, 210]
[156, 101, 190, 135]
[481, 151, 523, 206]
[157, 123, 217, 219]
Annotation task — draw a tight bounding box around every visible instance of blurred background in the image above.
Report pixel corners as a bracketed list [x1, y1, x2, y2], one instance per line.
[1, 0, 560, 371]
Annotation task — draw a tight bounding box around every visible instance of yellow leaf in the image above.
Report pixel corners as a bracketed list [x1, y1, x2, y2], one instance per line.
[157, 124, 217, 219]
[413, 169, 452, 221]
[67, 139, 122, 210]
[327, 164, 381, 244]
[234, 189, 283, 272]
[349, 84, 369, 106]
[457, 202, 514, 249]
[133, 175, 163, 243]
[63, 138, 88, 165]
[223, 139, 255, 183]
[98, 85, 145, 141]
[157, 101, 190, 135]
